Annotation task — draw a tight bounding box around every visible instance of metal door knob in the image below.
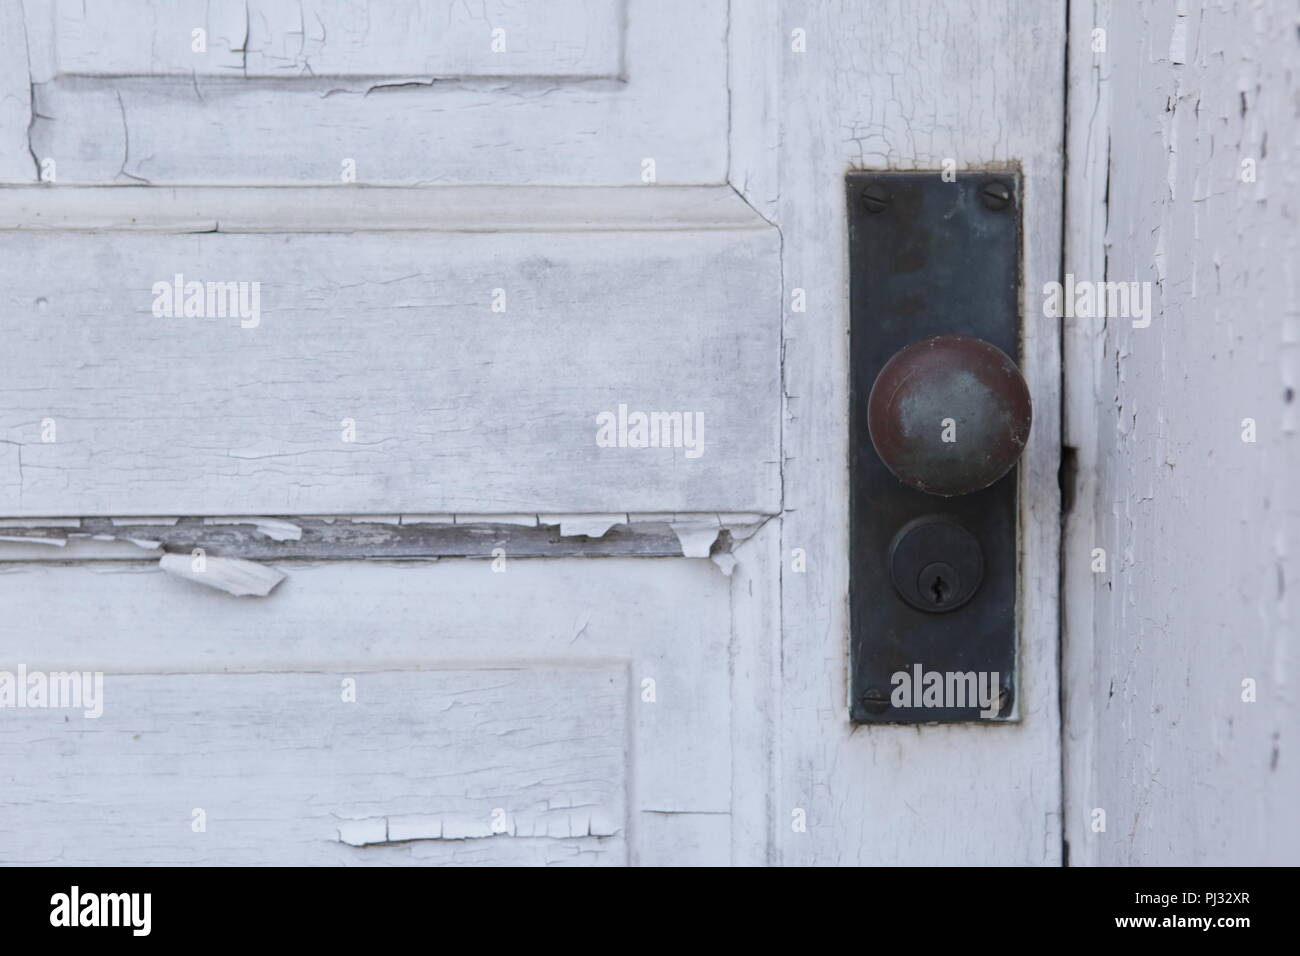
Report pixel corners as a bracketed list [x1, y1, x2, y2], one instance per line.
[866, 334, 1031, 496]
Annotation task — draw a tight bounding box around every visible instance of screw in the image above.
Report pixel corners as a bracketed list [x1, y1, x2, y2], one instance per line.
[860, 687, 889, 714]
[980, 181, 1011, 211]
[861, 183, 891, 213]
[998, 685, 1013, 714]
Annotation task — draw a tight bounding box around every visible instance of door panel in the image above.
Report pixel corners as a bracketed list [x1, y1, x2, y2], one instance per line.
[0, 189, 780, 516]
[50, 0, 624, 79]
[3, 668, 629, 865]
[20, 0, 727, 185]
[0, 555, 763, 865]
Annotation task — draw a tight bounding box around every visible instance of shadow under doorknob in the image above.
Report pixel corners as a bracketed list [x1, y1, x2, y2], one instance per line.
[866, 334, 1031, 497]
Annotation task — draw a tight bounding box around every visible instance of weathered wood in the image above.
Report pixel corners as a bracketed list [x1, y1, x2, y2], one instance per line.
[0, 0, 1099, 868]
[0, 200, 781, 517]
[19, 0, 727, 185]
[726, 518, 780, 864]
[158, 551, 286, 595]
[1062, 0, 1300, 866]
[0, 556, 743, 864]
[0, 515, 762, 559]
[1061, 0, 1111, 870]
[0, 668, 629, 865]
[0, 184, 768, 233]
[48, 0, 623, 79]
[732, 0, 1065, 864]
[0, 2, 32, 182]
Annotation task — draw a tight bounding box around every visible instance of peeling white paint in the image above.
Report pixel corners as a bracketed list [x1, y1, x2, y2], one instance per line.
[20, 3, 729, 187]
[0, 224, 780, 517]
[1064, 0, 1299, 866]
[338, 811, 620, 845]
[670, 519, 721, 558]
[0, 534, 64, 546]
[710, 552, 738, 576]
[543, 514, 626, 538]
[336, 818, 387, 847]
[0, 538, 163, 561]
[158, 553, 286, 597]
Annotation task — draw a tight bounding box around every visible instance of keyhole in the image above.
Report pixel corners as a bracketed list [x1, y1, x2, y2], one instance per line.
[930, 574, 948, 605]
[915, 562, 960, 613]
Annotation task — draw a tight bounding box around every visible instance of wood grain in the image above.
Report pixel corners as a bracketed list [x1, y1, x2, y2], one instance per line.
[0, 556, 747, 864]
[0, 2, 32, 182]
[47, 0, 623, 79]
[1062, 0, 1300, 865]
[0, 668, 629, 865]
[0, 184, 767, 232]
[0, 202, 781, 517]
[18, 0, 727, 185]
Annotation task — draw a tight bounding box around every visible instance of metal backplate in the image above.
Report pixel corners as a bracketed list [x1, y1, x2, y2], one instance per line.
[848, 171, 1021, 723]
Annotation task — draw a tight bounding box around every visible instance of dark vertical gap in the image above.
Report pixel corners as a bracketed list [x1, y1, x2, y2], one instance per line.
[1057, 0, 1074, 869]
[1059, 446, 1079, 518]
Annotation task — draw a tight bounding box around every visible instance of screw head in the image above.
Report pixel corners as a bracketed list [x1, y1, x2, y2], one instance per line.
[980, 181, 1011, 210]
[861, 183, 891, 213]
[860, 687, 889, 714]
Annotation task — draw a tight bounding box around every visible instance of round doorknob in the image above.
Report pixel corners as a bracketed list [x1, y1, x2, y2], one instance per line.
[867, 334, 1031, 496]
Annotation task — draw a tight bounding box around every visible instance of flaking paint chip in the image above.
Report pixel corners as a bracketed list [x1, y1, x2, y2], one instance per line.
[158, 553, 286, 597]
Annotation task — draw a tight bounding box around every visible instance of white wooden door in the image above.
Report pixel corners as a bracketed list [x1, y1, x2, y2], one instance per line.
[0, 1, 1063, 866]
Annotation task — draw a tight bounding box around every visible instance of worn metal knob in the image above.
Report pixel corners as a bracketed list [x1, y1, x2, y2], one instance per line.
[867, 334, 1031, 496]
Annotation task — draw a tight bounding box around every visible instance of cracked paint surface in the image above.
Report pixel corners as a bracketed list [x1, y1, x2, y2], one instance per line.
[1064, 0, 1299, 866]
